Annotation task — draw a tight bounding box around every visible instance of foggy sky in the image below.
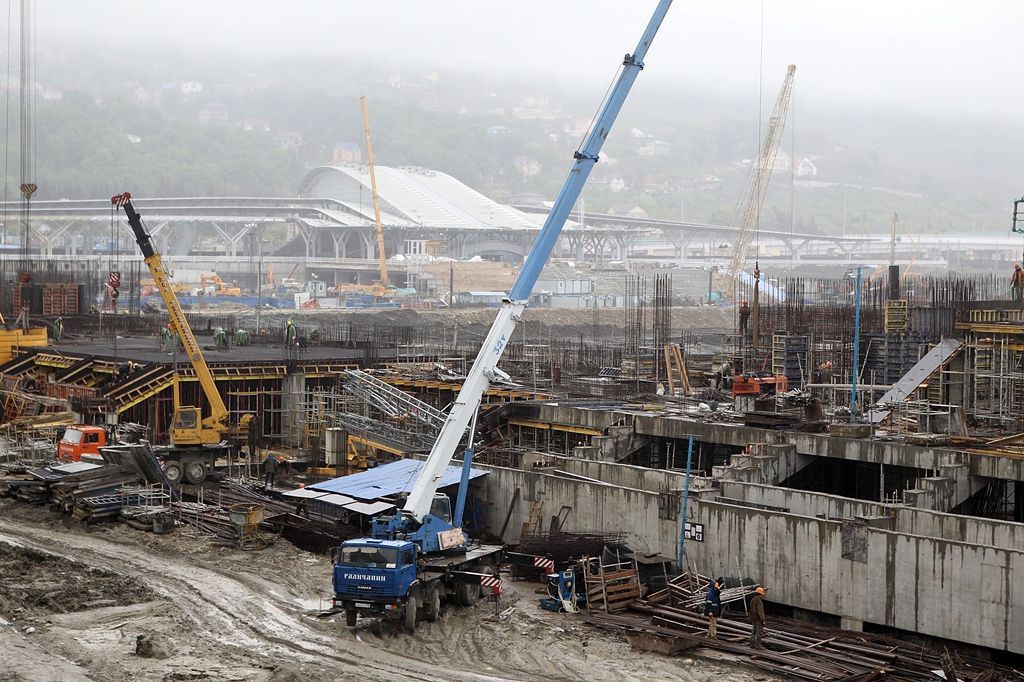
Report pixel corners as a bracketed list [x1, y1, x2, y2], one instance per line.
[23, 1, 1024, 122]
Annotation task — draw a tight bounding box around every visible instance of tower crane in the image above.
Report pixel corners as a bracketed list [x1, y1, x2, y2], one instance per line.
[361, 95, 389, 288]
[330, 97, 395, 303]
[714, 64, 796, 301]
[332, 0, 674, 632]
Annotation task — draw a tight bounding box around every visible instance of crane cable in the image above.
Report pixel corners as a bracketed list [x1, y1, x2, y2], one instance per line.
[2, 0, 11, 251]
[754, 0, 765, 281]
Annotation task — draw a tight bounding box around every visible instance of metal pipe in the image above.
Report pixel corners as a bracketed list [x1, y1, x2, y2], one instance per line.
[850, 266, 863, 423]
[676, 433, 694, 570]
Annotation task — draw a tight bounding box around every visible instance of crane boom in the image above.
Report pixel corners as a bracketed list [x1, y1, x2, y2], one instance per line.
[112, 192, 229, 439]
[402, 0, 674, 522]
[721, 64, 796, 287]
[361, 96, 389, 287]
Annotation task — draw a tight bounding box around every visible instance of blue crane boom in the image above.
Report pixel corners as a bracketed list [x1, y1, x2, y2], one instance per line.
[399, 0, 675, 532]
[336, 0, 676, 634]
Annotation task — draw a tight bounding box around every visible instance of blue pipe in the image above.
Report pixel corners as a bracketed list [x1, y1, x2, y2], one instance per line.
[452, 445, 474, 529]
[508, 0, 674, 301]
[677, 434, 694, 569]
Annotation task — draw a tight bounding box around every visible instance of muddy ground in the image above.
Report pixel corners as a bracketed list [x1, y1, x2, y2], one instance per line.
[0, 499, 773, 681]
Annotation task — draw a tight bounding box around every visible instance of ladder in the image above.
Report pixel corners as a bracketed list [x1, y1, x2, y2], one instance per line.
[662, 344, 690, 396]
[343, 369, 447, 433]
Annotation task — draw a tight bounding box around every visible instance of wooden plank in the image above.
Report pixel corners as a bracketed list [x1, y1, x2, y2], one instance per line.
[606, 577, 638, 589]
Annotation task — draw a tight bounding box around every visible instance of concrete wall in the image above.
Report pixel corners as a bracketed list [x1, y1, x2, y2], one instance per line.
[717, 481, 888, 520]
[474, 457, 1024, 654]
[686, 499, 1024, 654]
[894, 507, 1024, 551]
[719, 480, 1024, 552]
[525, 403, 1023, 479]
[477, 462, 677, 557]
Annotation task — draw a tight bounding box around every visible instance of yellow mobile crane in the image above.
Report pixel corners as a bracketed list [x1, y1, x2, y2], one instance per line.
[112, 192, 246, 484]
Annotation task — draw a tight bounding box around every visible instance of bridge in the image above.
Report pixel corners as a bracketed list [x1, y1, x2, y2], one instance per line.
[0, 164, 889, 266]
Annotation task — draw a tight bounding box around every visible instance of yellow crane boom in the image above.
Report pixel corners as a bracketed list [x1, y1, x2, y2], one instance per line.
[717, 64, 796, 295]
[112, 192, 228, 445]
[361, 96, 389, 287]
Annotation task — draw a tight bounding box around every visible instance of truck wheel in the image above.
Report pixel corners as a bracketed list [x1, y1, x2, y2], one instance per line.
[479, 565, 498, 600]
[424, 585, 441, 623]
[404, 597, 418, 633]
[345, 609, 357, 627]
[184, 460, 207, 484]
[163, 460, 184, 484]
[455, 579, 475, 606]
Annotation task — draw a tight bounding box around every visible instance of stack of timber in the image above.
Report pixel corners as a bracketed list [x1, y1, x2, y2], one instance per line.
[647, 571, 759, 611]
[581, 595, 1020, 681]
[0, 444, 176, 523]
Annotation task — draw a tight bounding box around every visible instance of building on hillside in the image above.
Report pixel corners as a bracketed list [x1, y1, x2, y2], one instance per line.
[275, 130, 304, 151]
[607, 204, 649, 219]
[610, 176, 628, 193]
[332, 142, 362, 164]
[699, 174, 722, 192]
[242, 117, 272, 133]
[795, 155, 818, 176]
[513, 156, 542, 178]
[638, 140, 671, 157]
[198, 102, 229, 125]
[181, 81, 204, 95]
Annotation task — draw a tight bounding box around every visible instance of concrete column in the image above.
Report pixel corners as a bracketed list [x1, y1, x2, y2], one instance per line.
[280, 371, 305, 450]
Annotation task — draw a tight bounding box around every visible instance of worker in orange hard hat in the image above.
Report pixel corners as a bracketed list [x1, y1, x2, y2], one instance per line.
[749, 585, 767, 649]
[1012, 263, 1024, 303]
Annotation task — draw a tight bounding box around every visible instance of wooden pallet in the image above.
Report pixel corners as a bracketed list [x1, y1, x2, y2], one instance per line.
[583, 557, 642, 613]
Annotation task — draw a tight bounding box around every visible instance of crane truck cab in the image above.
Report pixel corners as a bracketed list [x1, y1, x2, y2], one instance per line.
[332, 539, 418, 624]
[57, 426, 108, 462]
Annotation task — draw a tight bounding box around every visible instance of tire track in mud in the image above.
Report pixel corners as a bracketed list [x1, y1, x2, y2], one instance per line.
[0, 520, 491, 681]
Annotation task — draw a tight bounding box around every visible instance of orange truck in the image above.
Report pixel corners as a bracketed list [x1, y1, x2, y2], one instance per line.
[57, 425, 109, 462]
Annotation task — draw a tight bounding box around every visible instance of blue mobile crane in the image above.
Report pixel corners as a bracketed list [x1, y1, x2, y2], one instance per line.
[332, 0, 675, 632]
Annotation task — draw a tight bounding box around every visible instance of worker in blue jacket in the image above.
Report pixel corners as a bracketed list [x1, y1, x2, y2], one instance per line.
[705, 577, 723, 639]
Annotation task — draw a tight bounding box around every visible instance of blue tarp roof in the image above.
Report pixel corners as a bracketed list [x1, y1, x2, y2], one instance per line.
[308, 458, 488, 501]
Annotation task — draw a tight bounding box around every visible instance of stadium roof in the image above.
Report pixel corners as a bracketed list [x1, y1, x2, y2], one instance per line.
[298, 165, 540, 230]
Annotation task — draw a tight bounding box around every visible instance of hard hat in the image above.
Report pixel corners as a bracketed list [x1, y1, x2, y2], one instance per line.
[755, 586, 765, 595]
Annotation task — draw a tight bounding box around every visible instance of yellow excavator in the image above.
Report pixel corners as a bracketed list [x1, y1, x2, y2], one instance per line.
[113, 192, 250, 484]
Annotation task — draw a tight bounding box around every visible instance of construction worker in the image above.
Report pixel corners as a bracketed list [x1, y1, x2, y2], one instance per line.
[285, 319, 297, 347]
[213, 326, 227, 349]
[738, 300, 751, 335]
[234, 327, 250, 346]
[1012, 264, 1024, 302]
[263, 451, 279, 489]
[749, 585, 767, 649]
[52, 316, 63, 342]
[160, 323, 173, 351]
[246, 414, 261, 460]
[705, 577, 722, 640]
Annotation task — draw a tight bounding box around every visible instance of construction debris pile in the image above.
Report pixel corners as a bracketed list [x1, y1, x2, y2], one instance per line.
[0, 444, 171, 522]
